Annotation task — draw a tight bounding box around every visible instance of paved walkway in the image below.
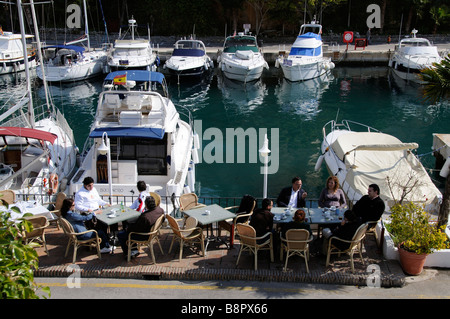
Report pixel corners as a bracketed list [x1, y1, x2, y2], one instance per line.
[34, 221, 409, 288]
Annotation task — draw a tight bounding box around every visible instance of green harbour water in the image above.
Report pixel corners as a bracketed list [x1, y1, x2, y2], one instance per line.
[1, 66, 449, 201]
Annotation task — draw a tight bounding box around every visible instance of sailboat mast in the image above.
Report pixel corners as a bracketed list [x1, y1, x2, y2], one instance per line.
[83, 0, 90, 50]
[17, 0, 35, 128]
[29, 0, 53, 114]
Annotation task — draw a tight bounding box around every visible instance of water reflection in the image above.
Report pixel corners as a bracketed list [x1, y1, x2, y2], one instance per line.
[274, 74, 332, 121]
[217, 75, 268, 115]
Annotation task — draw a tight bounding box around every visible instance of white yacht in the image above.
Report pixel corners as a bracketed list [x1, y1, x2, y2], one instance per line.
[315, 119, 442, 214]
[275, 23, 334, 82]
[163, 39, 213, 78]
[69, 70, 199, 211]
[218, 32, 268, 83]
[36, 0, 107, 82]
[0, 1, 78, 201]
[0, 31, 37, 75]
[107, 17, 158, 71]
[388, 29, 442, 83]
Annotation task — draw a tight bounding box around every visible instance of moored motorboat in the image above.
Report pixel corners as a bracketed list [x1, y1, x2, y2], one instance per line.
[69, 70, 199, 211]
[218, 31, 268, 83]
[107, 17, 158, 72]
[0, 31, 37, 75]
[388, 29, 442, 83]
[315, 119, 442, 214]
[163, 39, 213, 79]
[275, 23, 334, 82]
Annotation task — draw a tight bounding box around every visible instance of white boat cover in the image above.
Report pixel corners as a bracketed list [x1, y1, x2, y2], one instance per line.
[331, 132, 442, 211]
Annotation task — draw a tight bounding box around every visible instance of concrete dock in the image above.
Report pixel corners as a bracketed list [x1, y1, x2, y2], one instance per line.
[155, 42, 450, 66]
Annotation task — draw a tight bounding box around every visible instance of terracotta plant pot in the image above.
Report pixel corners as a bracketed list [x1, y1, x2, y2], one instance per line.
[398, 245, 428, 275]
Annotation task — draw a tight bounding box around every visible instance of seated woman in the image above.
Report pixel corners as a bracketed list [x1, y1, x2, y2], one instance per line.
[60, 198, 112, 254]
[318, 176, 347, 209]
[280, 209, 312, 238]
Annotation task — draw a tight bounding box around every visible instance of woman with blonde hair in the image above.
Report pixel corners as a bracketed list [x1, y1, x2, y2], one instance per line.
[318, 176, 347, 209]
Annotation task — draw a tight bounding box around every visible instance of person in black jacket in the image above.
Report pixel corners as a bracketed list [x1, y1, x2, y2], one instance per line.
[323, 209, 361, 252]
[249, 198, 274, 238]
[276, 177, 307, 208]
[352, 184, 385, 226]
[117, 196, 164, 259]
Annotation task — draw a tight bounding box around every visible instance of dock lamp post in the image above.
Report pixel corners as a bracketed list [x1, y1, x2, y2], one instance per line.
[98, 132, 113, 204]
[259, 134, 271, 199]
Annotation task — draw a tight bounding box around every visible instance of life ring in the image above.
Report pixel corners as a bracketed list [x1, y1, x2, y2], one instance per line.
[48, 174, 59, 195]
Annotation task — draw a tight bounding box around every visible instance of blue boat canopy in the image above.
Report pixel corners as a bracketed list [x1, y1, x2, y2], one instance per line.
[105, 70, 165, 84]
[43, 45, 86, 54]
[298, 32, 322, 41]
[89, 127, 165, 140]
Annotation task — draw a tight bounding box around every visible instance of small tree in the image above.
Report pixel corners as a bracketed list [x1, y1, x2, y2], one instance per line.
[0, 202, 50, 299]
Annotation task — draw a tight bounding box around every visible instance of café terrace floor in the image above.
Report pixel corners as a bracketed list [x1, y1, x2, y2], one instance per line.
[33, 220, 409, 288]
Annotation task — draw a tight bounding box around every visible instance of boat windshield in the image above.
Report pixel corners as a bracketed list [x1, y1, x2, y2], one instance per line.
[224, 36, 258, 53]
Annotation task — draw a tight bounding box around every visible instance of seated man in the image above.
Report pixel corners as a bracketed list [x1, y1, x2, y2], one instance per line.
[249, 198, 274, 240]
[352, 184, 385, 225]
[276, 177, 307, 208]
[117, 196, 164, 259]
[130, 180, 150, 213]
[323, 210, 361, 253]
[74, 176, 110, 213]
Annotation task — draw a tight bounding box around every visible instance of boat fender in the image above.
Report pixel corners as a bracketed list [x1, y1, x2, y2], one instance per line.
[314, 154, 324, 171]
[48, 173, 59, 195]
[275, 59, 280, 68]
[59, 177, 69, 192]
[192, 148, 200, 164]
[440, 157, 450, 178]
[193, 132, 200, 149]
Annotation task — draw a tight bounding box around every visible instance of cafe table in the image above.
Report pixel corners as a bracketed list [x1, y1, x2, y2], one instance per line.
[183, 204, 236, 251]
[4, 200, 55, 222]
[308, 207, 342, 238]
[95, 204, 141, 253]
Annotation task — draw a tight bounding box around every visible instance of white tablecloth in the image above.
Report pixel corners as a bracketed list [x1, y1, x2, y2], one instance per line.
[1, 201, 54, 221]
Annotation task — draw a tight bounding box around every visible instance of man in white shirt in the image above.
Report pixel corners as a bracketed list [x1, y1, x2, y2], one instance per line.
[130, 181, 150, 213]
[276, 176, 307, 208]
[75, 176, 110, 212]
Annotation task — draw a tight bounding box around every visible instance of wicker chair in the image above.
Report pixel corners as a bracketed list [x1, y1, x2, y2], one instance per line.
[236, 223, 273, 271]
[149, 192, 161, 207]
[126, 214, 165, 263]
[24, 216, 50, 256]
[167, 214, 205, 261]
[46, 192, 66, 229]
[59, 217, 102, 263]
[218, 195, 256, 248]
[326, 223, 369, 273]
[0, 189, 15, 205]
[179, 193, 205, 211]
[280, 229, 313, 272]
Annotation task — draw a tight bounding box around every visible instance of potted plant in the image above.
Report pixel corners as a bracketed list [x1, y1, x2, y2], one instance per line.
[387, 202, 449, 275]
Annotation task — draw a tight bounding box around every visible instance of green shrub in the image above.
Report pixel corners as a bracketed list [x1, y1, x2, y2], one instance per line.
[0, 205, 50, 299]
[388, 202, 449, 255]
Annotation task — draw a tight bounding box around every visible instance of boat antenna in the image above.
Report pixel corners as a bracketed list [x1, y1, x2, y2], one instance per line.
[398, 13, 403, 43]
[334, 108, 340, 123]
[98, 0, 109, 44]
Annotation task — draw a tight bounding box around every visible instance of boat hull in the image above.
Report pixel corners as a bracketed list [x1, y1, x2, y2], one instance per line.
[37, 52, 107, 82]
[279, 57, 334, 82]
